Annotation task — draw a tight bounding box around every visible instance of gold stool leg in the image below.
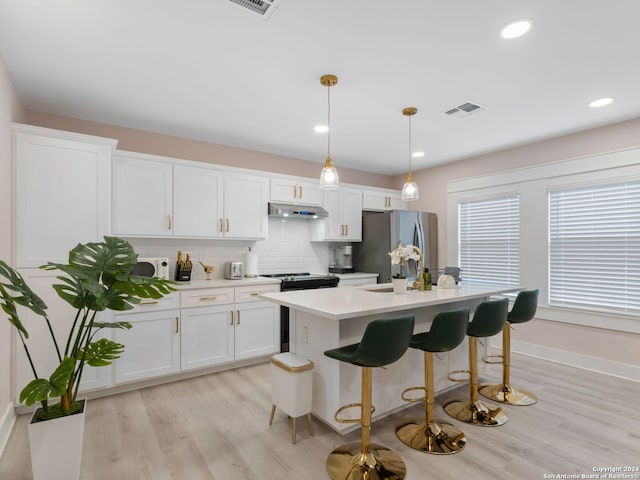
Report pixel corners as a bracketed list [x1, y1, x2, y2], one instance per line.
[444, 337, 508, 426]
[327, 367, 407, 480]
[479, 323, 538, 405]
[396, 352, 466, 454]
[307, 413, 314, 436]
[292, 417, 297, 444]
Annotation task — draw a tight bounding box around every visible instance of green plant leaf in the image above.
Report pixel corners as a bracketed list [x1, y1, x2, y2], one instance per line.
[80, 338, 126, 367]
[19, 357, 75, 406]
[0, 261, 48, 336]
[91, 321, 132, 330]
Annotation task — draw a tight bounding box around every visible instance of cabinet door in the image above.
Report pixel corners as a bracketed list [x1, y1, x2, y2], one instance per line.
[223, 172, 268, 239]
[114, 309, 181, 384]
[234, 302, 279, 360]
[112, 155, 173, 236]
[270, 178, 297, 203]
[321, 189, 343, 240]
[388, 193, 408, 211]
[173, 165, 224, 237]
[181, 305, 234, 370]
[341, 188, 363, 241]
[15, 129, 113, 267]
[14, 269, 111, 404]
[296, 180, 322, 206]
[363, 190, 407, 212]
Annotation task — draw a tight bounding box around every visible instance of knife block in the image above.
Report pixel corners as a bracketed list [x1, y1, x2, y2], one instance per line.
[175, 261, 192, 281]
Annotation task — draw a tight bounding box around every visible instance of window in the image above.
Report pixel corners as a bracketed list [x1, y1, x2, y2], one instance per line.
[549, 181, 640, 314]
[458, 193, 520, 286]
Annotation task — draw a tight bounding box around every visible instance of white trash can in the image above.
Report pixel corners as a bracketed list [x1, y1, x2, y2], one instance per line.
[268, 352, 314, 444]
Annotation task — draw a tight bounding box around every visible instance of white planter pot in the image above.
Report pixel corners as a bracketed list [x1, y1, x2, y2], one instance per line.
[392, 278, 407, 294]
[28, 399, 86, 480]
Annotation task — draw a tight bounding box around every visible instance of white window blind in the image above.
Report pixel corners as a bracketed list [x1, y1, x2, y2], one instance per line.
[459, 193, 520, 286]
[549, 181, 640, 314]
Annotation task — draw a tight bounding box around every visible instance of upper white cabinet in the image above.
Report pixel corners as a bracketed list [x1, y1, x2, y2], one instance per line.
[112, 155, 174, 236]
[223, 172, 269, 239]
[14, 125, 116, 267]
[362, 189, 407, 211]
[112, 152, 268, 240]
[311, 187, 362, 241]
[270, 178, 322, 206]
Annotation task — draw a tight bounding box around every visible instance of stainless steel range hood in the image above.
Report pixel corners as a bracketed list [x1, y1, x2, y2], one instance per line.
[268, 202, 329, 219]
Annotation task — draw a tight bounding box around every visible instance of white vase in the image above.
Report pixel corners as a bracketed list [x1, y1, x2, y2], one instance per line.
[392, 278, 407, 294]
[28, 399, 86, 480]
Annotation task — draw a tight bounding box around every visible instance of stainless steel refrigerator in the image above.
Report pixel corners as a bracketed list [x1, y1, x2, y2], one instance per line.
[353, 210, 438, 283]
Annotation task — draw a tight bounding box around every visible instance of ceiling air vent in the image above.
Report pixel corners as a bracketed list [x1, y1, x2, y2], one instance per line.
[228, 0, 286, 20]
[443, 101, 488, 119]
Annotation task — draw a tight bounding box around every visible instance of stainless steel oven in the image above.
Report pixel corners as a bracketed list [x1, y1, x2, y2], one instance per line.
[261, 273, 340, 352]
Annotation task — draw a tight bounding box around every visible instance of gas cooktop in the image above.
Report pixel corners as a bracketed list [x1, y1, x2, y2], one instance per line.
[261, 272, 340, 290]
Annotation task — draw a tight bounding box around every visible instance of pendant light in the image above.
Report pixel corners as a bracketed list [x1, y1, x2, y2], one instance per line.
[401, 107, 419, 201]
[319, 74, 340, 189]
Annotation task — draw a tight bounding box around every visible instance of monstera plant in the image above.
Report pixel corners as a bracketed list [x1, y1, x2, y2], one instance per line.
[0, 236, 175, 420]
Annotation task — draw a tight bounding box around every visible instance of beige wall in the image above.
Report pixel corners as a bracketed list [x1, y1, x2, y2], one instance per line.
[0, 55, 26, 435]
[25, 111, 395, 190]
[405, 118, 640, 370]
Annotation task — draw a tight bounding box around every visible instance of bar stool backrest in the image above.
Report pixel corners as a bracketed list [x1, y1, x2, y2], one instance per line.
[508, 289, 539, 324]
[416, 308, 470, 352]
[467, 298, 509, 338]
[351, 314, 415, 367]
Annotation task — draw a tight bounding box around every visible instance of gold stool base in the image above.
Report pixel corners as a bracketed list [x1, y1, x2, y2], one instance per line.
[443, 399, 508, 427]
[326, 443, 406, 480]
[395, 419, 466, 454]
[479, 383, 538, 406]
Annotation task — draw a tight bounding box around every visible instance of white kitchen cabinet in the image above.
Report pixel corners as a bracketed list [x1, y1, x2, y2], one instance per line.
[114, 309, 181, 384]
[270, 178, 322, 206]
[13, 269, 111, 404]
[173, 165, 224, 237]
[312, 187, 362, 241]
[112, 155, 173, 236]
[14, 124, 116, 267]
[181, 304, 234, 370]
[112, 153, 268, 240]
[362, 189, 407, 211]
[223, 172, 269, 239]
[179, 283, 279, 370]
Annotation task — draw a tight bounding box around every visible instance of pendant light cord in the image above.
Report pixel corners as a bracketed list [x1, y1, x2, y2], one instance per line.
[408, 114, 412, 174]
[327, 82, 331, 158]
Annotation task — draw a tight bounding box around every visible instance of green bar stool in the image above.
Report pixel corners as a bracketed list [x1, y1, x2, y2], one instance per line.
[480, 289, 539, 406]
[396, 308, 470, 454]
[444, 298, 509, 427]
[324, 314, 415, 480]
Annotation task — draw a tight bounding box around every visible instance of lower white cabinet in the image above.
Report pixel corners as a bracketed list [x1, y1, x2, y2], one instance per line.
[114, 309, 181, 384]
[181, 304, 234, 370]
[235, 301, 279, 360]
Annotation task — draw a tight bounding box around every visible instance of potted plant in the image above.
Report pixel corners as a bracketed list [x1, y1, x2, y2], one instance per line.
[388, 243, 421, 293]
[0, 236, 175, 479]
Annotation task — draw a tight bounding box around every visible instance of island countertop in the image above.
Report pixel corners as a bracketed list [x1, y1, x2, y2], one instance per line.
[258, 283, 521, 320]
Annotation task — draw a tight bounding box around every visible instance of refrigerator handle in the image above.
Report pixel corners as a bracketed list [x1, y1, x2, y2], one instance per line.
[414, 218, 426, 276]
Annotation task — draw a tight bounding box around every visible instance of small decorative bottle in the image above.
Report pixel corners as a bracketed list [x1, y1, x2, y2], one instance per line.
[423, 268, 432, 291]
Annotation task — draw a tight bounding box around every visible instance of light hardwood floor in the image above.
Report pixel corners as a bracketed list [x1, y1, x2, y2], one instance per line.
[1, 353, 639, 480]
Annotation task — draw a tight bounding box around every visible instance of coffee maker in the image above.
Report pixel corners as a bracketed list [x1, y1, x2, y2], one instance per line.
[329, 245, 354, 273]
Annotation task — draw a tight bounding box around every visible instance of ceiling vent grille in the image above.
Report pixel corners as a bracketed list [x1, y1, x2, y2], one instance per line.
[444, 101, 488, 118]
[228, 0, 286, 20]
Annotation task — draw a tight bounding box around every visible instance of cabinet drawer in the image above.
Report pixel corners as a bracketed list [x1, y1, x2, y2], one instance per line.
[180, 287, 234, 308]
[234, 283, 280, 303]
[114, 291, 180, 314]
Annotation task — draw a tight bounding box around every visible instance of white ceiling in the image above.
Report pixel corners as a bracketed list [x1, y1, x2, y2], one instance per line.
[2, 0, 640, 176]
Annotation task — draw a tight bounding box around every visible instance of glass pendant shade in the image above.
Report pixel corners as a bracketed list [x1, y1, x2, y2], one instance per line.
[401, 172, 419, 200]
[320, 156, 340, 188]
[401, 107, 419, 201]
[319, 74, 339, 188]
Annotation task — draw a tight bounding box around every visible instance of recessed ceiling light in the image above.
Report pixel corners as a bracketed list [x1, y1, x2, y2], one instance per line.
[501, 19, 533, 39]
[589, 97, 615, 108]
[314, 125, 329, 133]
[412, 152, 425, 158]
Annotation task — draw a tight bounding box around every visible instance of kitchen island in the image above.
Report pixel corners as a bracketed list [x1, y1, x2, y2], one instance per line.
[259, 283, 521, 433]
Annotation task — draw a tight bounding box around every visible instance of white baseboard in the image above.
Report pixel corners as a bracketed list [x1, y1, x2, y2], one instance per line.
[0, 401, 16, 458]
[490, 340, 640, 383]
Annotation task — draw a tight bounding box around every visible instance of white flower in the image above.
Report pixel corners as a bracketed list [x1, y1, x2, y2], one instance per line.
[388, 243, 420, 265]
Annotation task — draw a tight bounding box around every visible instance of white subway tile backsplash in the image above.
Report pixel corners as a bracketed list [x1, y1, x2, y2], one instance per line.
[126, 218, 332, 281]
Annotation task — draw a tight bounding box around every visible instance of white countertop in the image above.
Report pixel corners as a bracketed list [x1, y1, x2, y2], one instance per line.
[258, 283, 522, 320]
[172, 277, 280, 290]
